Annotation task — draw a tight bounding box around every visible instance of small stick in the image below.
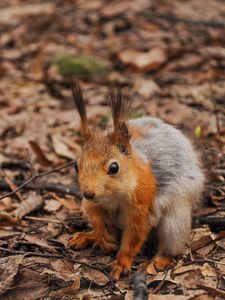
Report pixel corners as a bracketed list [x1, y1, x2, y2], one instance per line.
[150, 270, 169, 294]
[0, 160, 77, 201]
[24, 216, 62, 224]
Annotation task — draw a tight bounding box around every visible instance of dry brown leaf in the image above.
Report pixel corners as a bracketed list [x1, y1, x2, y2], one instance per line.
[44, 199, 61, 212]
[42, 259, 80, 297]
[147, 270, 177, 288]
[200, 263, 217, 277]
[118, 48, 167, 72]
[0, 212, 25, 227]
[148, 296, 188, 300]
[101, 1, 130, 19]
[24, 234, 57, 253]
[197, 285, 225, 298]
[51, 134, 76, 160]
[0, 197, 16, 212]
[190, 235, 214, 252]
[49, 192, 79, 211]
[190, 295, 214, 300]
[196, 242, 215, 256]
[173, 264, 202, 275]
[134, 78, 161, 98]
[0, 3, 55, 25]
[1, 170, 23, 202]
[29, 140, 53, 167]
[174, 269, 204, 289]
[82, 267, 109, 287]
[13, 192, 44, 219]
[146, 262, 157, 275]
[0, 255, 24, 294]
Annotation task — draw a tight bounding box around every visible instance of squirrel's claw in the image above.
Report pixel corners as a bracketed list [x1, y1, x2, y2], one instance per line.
[110, 258, 132, 279]
[68, 232, 91, 249]
[68, 231, 118, 253]
[94, 240, 118, 253]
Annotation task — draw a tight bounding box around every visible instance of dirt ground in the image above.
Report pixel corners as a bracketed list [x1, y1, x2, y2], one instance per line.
[0, 0, 225, 299]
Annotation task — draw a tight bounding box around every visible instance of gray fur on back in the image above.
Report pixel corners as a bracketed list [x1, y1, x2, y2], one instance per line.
[128, 117, 204, 213]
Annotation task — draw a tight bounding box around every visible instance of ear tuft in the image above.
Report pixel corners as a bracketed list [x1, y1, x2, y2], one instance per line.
[70, 79, 91, 140]
[108, 88, 131, 155]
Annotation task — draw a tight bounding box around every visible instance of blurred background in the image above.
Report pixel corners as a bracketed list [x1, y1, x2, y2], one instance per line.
[0, 0, 224, 160]
[0, 0, 225, 299]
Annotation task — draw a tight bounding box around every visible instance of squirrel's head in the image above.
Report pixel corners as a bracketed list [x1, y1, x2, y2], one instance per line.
[71, 80, 136, 203]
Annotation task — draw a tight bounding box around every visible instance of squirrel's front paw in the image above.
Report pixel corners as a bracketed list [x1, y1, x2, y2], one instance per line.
[68, 232, 92, 249]
[110, 257, 132, 279]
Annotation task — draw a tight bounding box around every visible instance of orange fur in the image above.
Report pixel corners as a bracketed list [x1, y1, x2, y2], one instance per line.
[128, 125, 144, 140]
[110, 157, 156, 279]
[69, 201, 118, 253]
[152, 255, 172, 270]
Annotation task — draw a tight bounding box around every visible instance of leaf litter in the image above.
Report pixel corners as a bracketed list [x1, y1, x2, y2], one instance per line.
[0, 0, 225, 299]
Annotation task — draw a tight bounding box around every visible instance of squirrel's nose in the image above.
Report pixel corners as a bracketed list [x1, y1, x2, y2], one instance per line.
[83, 190, 95, 200]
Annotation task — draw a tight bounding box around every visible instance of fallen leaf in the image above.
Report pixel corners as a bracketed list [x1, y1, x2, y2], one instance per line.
[51, 134, 76, 160]
[146, 262, 157, 275]
[190, 235, 214, 252]
[24, 234, 57, 253]
[148, 296, 188, 300]
[101, 1, 130, 19]
[118, 48, 167, 72]
[0, 255, 24, 294]
[147, 270, 177, 288]
[44, 199, 61, 212]
[0, 212, 25, 227]
[82, 267, 109, 287]
[49, 192, 79, 210]
[173, 264, 202, 275]
[134, 78, 161, 98]
[0, 3, 55, 25]
[196, 242, 215, 257]
[29, 140, 53, 167]
[13, 192, 44, 219]
[174, 269, 204, 289]
[200, 263, 217, 277]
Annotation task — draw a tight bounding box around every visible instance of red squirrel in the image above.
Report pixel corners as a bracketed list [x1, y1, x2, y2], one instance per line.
[68, 80, 204, 279]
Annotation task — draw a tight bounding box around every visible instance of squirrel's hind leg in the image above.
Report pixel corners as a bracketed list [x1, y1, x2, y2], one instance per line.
[157, 201, 192, 261]
[148, 202, 192, 270]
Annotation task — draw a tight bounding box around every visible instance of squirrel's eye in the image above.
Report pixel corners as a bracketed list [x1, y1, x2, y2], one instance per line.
[74, 161, 78, 173]
[108, 162, 119, 175]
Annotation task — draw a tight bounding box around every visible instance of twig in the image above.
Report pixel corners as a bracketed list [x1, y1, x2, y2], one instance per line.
[0, 169, 23, 202]
[0, 160, 77, 201]
[0, 179, 81, 199]
[24, 216, 62, 224]
[150, 270, 168, 294]
[144, 11, 225, 29]
[183, 258, 225, 267]
[197, 285, 225, 298]
[133, 272, 148, 300]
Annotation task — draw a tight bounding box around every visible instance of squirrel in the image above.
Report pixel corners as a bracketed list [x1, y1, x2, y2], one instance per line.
[68, 80, 205, 279]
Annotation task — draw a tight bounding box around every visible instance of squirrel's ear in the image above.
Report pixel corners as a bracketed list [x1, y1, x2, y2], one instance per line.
[108, 88, 131, 155]
[71, 79, 92, 140]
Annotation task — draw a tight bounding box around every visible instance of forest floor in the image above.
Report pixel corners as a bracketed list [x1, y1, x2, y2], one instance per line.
[0, 0, 225, 299]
